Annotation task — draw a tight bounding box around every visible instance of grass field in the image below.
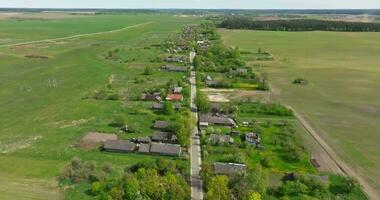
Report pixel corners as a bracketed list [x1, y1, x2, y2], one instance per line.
[220, 29, 380, 192]
[0, 13, 202, 199]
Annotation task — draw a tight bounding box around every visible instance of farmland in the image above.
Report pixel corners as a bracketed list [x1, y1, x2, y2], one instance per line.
[220, 29, 380, 194]
[0, 13, 202, 199]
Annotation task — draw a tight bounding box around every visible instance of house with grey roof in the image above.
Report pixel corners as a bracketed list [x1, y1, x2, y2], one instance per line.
[152, 131, 177, 143]
[153, 120, 170, 129]
[152, 102, 164, 110]
[245, 132, 260, 146]
[161, 65, 188, 72]
[138, 143, 151, 154]
[141, 92, 161, 101]
[150, 143, 181, 156]
[200, 114, 236, 127]
[103, 140, 136, 153]
[213, 162, 247, 175]
[209, 134, 234, 145]
[136, 137, 151, 144]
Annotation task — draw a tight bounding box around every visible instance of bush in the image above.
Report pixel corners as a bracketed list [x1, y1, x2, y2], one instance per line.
[110, 115, 126, 128]
[143, 66, 154, 75]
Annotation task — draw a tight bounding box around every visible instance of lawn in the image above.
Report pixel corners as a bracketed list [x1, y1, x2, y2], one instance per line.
[0, 13, 202, 199]
[220, 29, 380, 192]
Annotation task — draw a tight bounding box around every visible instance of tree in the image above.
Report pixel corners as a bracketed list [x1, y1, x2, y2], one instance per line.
[246, 191, 261, 200]
[162, 173, 188, 200]
[90, 181, 103, 195]
[206, 175, 231, 200]
[123, 174, 140, 200]
[197, 90, 210, 113]
[110, 115, 126, 128]
[163, 101, 174, 115]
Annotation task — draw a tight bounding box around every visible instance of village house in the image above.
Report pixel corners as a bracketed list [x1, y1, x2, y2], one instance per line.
[200, 113, 236, 127]
[213, 162, 247, 175]
[141, 92, 161, 101]
[136, 137, 151, 144]
[172, 86, 183, 94]
[151, 102, 181, 111]
[150, 143, 182, 156]
[230, 68, 248, 75]
[209, 134, 234, 144]
[153, 120, 170, 129]
[166, 94, 183, 101]
[164, 55, 186, 63]
[138, 143, 151, 154]
[151, 102, 164, 110]
[205, 80, 219, 87]
[152, 131, 177, 143]
[103, 140, 137, 153]
[161, 65, 188, 72]
[245, 132, 260, 146]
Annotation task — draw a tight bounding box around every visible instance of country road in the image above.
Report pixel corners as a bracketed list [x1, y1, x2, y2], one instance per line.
[290, 107, 379, 200]
[0, 21, 153, 48]
[190, 70, 203, 200]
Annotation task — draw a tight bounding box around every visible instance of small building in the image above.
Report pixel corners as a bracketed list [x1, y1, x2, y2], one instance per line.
[103, 140, 136, 153]
[199, 122, 209, 127]
[213, 162, 247, 175]
[136, 137, 151, 144]
[230, 129, 240, 136]
[138, 143, 151, 153]
[152, 131, 177, 143]
[200, 114, 236, 127]
[245, 132, 260, 146]
[153, 120, 170, 129]
[172, 87, 183, 94]
[150, 143, 181, 156]
[166, 94, 183, 101]
[205, 80, 219, 87]
[152, 102, 164, 110]
[161, 65, 188, 72]
[210, 134, 234, 144]
[141, 92, 161, 101]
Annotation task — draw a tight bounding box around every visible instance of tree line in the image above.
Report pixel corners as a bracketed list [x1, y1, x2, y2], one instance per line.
[220, 17, 380, 32]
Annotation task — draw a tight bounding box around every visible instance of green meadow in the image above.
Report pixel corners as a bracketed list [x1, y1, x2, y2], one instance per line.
[220, 29, 380, 191]
[0, 13, 201, 199]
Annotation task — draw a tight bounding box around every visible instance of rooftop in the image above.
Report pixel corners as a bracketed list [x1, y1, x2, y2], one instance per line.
[104, 140, 136, 152]
[150, 143, 181, 156]
[214, 162, 247, 175]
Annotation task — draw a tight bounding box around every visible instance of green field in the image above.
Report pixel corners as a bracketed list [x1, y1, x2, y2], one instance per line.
[221, 29, 380, 192]
[0, 13, 201, 199]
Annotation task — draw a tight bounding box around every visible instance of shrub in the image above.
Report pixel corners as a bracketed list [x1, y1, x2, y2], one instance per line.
[110, 115, 126, 128]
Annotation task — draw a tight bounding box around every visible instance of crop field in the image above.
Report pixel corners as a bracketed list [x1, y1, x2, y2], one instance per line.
[220, 29, 380, 192]
[0, 13, 202, 199]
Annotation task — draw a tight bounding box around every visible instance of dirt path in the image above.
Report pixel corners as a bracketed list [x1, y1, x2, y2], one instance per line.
[0, 21, 153, 48]
[290, 107, 379, 200]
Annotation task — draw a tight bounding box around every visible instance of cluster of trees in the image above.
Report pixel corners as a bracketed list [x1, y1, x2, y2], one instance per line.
[239, 102, 293, 117]
[166, 112, 192, 147]
[201, 165, 267, 200]
[272, 173, 363, 199]
[59, 158, 190, 200]
[196, 89, 210, 113]
[220, 17, 380, 32]
[277, 124, 306, 162]
[195, 43, 246, 72]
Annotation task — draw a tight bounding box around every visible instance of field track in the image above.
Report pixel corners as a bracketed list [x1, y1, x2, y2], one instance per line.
[290, 106, 379, 200]
[0, 21, 153, 48]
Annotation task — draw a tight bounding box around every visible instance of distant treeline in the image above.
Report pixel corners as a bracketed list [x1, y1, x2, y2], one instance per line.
[220, 17, 380, 32]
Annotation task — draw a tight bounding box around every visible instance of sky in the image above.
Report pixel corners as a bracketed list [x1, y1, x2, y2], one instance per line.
[0, 0, 380, 9]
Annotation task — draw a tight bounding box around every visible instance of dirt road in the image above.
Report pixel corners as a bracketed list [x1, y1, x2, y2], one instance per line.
[291, 107, 379, 200]
[0, 22, 153, 48]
